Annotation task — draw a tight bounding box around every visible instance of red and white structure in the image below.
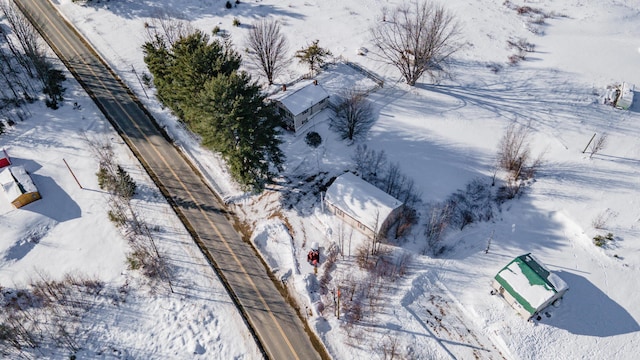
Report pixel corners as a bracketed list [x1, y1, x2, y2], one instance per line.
[0, 148, 10, 168]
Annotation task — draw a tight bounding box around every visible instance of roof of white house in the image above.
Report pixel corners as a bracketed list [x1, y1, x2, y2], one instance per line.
[325, 172, 403, 232]
[494, 253, 568, 315]
[271, 81, 330, 116]
[617, 82, 634, 109]
[0, 166, 38, 201]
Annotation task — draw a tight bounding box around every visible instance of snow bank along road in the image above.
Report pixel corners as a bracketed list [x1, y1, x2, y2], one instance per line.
[14, 0, 326, 359]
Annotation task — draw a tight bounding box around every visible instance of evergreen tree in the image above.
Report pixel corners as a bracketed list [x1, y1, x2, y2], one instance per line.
[142, 34, 172, 104]
[116, 165, 137, 200]
[189, 72, 284, 190]
[143, 30, 283, 190]
[142, 30, 241, 121]
[295, 40, 332, 75]
[43, 67, 65, 109]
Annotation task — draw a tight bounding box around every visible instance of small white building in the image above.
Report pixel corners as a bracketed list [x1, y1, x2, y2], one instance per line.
[325, 172, 403, 239]
[0, 148, 10, 168]
[271, 81, 330, 134]
[616, 82, 634, 110]
[492, 253, 569, 320]
[0, 165, 41, 208]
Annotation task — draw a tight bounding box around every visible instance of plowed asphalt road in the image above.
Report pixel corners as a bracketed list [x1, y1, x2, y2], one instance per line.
[14, 1, 326, 359]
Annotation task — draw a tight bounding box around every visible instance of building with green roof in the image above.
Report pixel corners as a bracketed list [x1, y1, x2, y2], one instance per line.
[491, 253, 569, 320]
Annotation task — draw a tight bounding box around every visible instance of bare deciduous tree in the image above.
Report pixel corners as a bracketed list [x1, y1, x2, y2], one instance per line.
[353, 144, 387, 182]
[497, 122, 532, 177]
[144, 13, 194, 47]
[331, 88, 374, 141]
[246, 19, 289, 85]
[370, 0, 462, 85]
[424, 201, 452, 253]
[0, 1, 43, 79]
[1, 1, 66, 109]
[590, 133, 608, 159]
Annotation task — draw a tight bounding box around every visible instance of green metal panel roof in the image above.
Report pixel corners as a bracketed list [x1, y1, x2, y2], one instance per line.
[494, 253, 558, 315]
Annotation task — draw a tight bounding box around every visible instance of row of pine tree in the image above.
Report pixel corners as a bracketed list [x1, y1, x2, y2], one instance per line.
[143, 30, 283, 191]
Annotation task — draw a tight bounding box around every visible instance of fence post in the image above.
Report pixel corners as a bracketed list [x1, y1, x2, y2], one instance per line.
[63, 158, 83, 189]
[582, 133, 597, 153]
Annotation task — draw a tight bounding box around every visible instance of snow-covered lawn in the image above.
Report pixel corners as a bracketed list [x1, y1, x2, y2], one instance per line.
[0, 51, 259, 359]
[2, 0, 639, 358]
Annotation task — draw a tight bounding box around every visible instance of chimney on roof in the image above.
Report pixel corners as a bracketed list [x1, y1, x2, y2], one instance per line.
[313, 79, 318, 86]
[282, 84, 287, 91]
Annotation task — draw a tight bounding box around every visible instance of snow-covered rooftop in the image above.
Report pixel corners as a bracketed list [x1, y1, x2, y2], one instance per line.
[617, 82, 635, 109]
[325, 172, 403, 232]
[496, 254, 568, 315]
[0, 166, 38, 202]
[271, 81, 330, 116]
[0, 148, 9, 162]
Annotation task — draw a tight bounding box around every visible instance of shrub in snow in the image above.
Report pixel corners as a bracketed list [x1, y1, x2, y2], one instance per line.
[424, 178, 498, 255]
[97, 164, 137, 200]
[355, 243, 375, 270]
[0, 274, 105, 355]
[225, 1, 232, 9]
[496, 179, 523, 202]
[141, 73, 152, 88]
[447, 178, 494, 230]
[592, 209, 616, 230]
[305, 131, 322, 147]
[508, 54, 525, 65]
[593, 233, 614, 247]
[108, 208, 127, 227]
[497, 122, 543, 181]
[232, 18, 241, 27]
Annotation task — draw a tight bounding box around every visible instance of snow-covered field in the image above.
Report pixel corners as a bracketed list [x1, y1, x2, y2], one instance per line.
[2, 0, 639, 358]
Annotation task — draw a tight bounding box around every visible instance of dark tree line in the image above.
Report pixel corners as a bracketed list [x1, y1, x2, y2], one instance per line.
[143, 30, 283, 190]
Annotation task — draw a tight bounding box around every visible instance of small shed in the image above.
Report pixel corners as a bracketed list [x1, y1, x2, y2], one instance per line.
[271, 81, 330, 134]
[0, 165, 41, 208]
[491, 253, 568, 320]
[0, 148, 10, 168]
[325, 172, 403, 238]
[615, 82, 634, 110]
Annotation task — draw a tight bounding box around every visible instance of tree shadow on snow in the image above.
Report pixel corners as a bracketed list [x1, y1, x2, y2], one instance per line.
[416, 64, 634, 147]
[26, 173, 82, 222]
[71, 0, 304, 23]
[9, 158, 82, 222]
[545, 270, 639, 337]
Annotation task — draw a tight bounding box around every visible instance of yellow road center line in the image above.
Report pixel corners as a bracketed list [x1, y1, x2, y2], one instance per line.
[27, 1, 301, 358]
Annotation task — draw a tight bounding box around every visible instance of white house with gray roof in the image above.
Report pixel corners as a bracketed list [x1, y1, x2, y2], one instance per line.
[270, 80, 330, 134]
